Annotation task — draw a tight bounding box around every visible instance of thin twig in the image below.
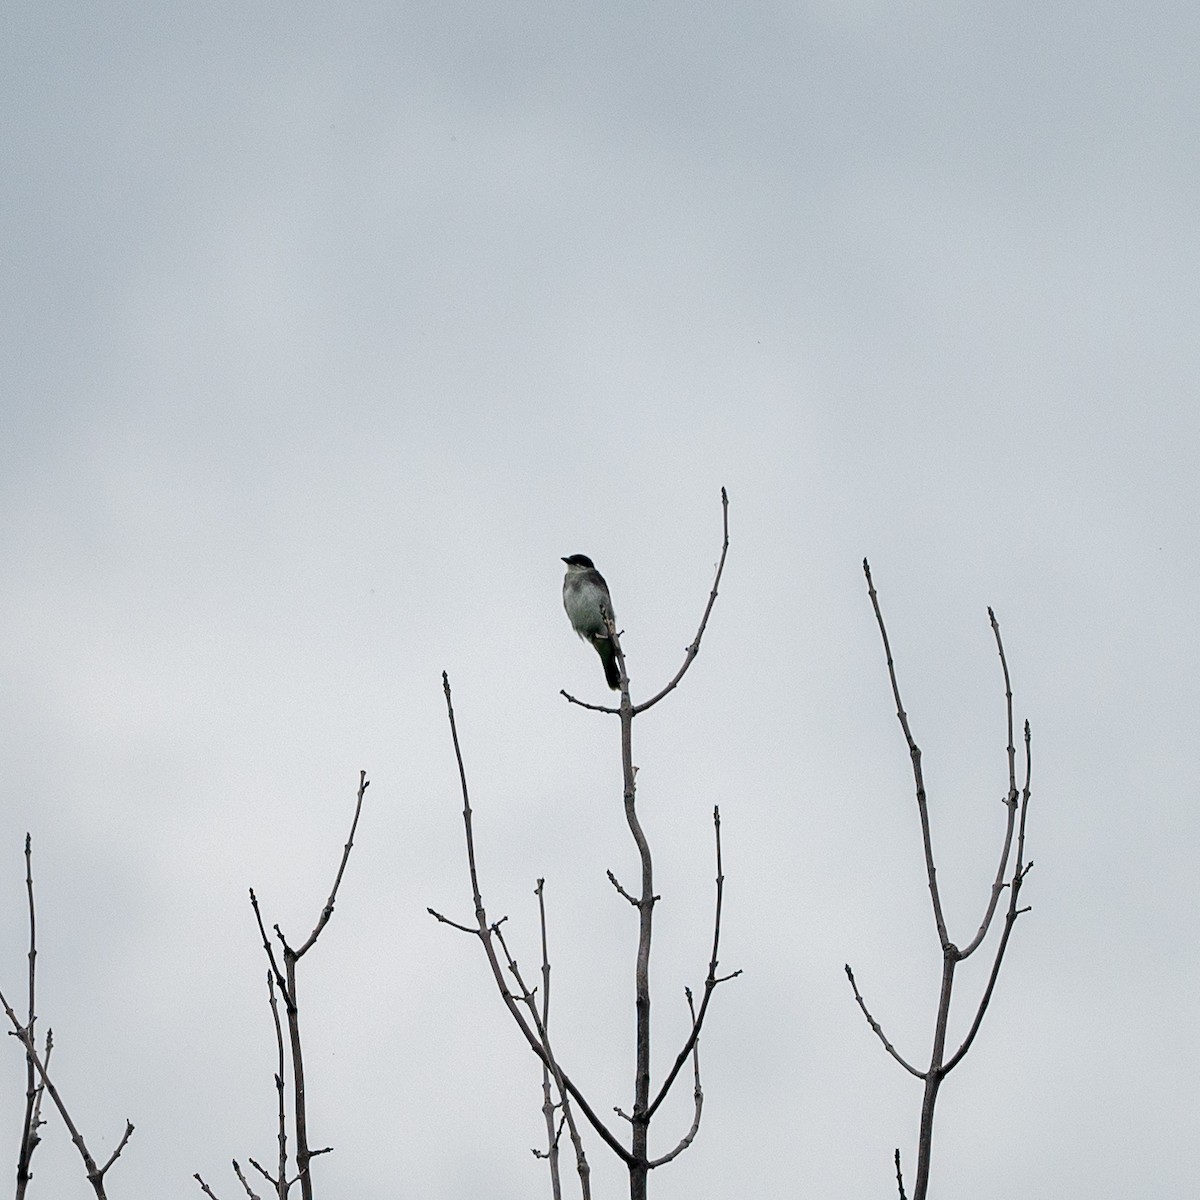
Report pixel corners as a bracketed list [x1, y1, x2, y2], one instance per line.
[267, 972, 288, 1200]
[646, 806, 741, 1119]
[248, 770, 369, 1200]
[956, 609, 1020, 960]
[533, 878, 564, 1200]
[863, 559, 950, 948]
[233, 1160, 262, 1200]
[535, 878, 591, 1200]
[15, 834, 40, 1200]
[942, 720, 1034, 1073]
[634, 487, 730, 714]
[843, 965, 924, 1079]
[295, 771, 370, 958]
[606, 869, 639, 907]
[647, 989, 704, 1168]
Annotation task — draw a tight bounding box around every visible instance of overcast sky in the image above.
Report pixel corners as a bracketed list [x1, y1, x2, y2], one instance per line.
[2, 2, 1198, 1197]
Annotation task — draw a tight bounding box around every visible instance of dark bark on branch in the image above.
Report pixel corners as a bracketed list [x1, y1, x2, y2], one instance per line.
[1, 839, 134, 1200]
[15, 834, 41, 1200]
[246, 770, 369, 1200]
[848, 562, 1034, 1200]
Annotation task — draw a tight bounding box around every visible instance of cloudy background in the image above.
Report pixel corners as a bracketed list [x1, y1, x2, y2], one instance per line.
[2, 2, 1197, 1196]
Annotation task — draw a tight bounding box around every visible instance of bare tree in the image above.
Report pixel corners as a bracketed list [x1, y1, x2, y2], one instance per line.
[195, 770, 369, 1200]
[845, 560, 1034, 1200]
[431, 488, 737, 1200]
[1, 836, 134, 1200]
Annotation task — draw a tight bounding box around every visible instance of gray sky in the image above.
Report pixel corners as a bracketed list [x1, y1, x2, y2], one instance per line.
[2, 2, 1197, 1196]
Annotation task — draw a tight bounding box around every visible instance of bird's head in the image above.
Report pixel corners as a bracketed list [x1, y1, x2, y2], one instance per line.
[562, 554, 596, 569]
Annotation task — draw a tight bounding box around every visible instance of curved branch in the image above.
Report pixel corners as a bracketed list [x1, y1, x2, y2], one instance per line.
[634, 487, 730, 715]
[647, 989, 704, 1168]
[295, 770, 369, 958]
[844, 964, 924, 1079]
[958, 609, 1019, 960]
[647, 806, 740, 1119]
[943, 720, 1034, 1074]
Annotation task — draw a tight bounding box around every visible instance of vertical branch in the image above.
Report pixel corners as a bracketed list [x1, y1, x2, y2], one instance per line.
[533, 878, 591, 1200]
[912, 951, 956, 1198]
[535, 885, 564, 1200]
[647, 807, 741, 1121]
[267, 972, 289, 1200]
[608, 622, 653, 1200]
[247, 770, 369, 1200]
[1, 838, 134, 1200]
[15, 834, 40, 1200]
[283, 949, 312, 1200]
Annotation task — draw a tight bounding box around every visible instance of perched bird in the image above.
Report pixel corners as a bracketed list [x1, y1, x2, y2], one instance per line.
[562, 554, 621, 690]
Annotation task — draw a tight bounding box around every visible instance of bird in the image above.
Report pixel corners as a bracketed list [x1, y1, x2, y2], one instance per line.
[562, 554, 621, 690]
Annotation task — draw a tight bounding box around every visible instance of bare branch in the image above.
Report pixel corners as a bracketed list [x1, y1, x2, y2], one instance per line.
[534, 881, 564, 1200]
[854, 565, 1036, 1200]
[943, 720, 1034, 1074]
[267, 972, 288, 1200]
[534, 878, 591, 1200]
[294, 770, 370, 958]
[559, 690, 619, 713]
[895, 1148, 908, 1200]
[843, 964, 924, 1079]
[425, 907, 479, 935]
[248, 1157, 276, 1189]
[647, 989, 704, 1168]
[96, 1122, 134, 1178]
[957, 608, 1020, 960]
[0, 985, 133, 1199]
[606, 869, 639, 907]
[15, 833, 40, 1200]
[434, 673, 631, 1166]
[233, 1160, 262, 1200]
[863, 558, 950, 948]
[647, 806, 741, 1119]
[634, 487, 730, 715]
[247, 772, 369, 1200]
[249, 890, 290, 1004]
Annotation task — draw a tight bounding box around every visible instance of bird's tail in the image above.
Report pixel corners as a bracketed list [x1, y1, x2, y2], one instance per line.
[596, 637, 621, 690]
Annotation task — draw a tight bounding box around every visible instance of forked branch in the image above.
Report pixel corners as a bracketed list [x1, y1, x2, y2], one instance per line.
[240, 770, 370, 1200]
[848, 562, 1035, 1200]
[646, 806, 740, 1120]
[0, 992, 133, 1200]
[2, 838, 133, 1200]
[429, 673, 630, 1166]
[560, 487, 730, 715]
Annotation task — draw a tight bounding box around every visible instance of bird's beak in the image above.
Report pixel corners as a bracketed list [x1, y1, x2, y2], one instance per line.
[561, 557, 570, 564]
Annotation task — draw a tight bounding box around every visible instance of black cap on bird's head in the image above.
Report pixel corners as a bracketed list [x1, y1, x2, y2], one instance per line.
[562, 554, 596, 568]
